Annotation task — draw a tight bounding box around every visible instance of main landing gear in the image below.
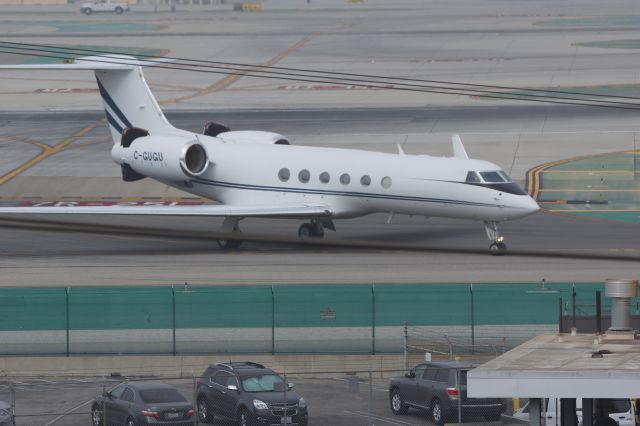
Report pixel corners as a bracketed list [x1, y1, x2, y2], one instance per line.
[484, 220, 506, 256]
[217, 217, 243, 250]
[298, 219, 335, 239]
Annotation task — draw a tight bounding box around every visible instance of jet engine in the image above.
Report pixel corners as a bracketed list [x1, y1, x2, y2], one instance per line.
[113, 135, 211, 183]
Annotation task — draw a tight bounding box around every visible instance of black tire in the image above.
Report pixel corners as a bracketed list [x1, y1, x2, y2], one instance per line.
[83, 8, 92, 14]
[298, 223, 313, 238]
[115, 6, 123, 13]
[238, 407, 255, 426]
[90, 405, 102, 426]
[217, 238, 243, 249]
[431, 398, 444, 425]
[126, 417, 136, 426]
[197, 396, 214, 424]
[389, 389, 408, 415]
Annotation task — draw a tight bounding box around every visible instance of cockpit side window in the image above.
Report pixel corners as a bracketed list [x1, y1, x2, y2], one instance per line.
[480, 171, 506, 183]
[497, 171, 513, 182]
[465, 171, 481, 183]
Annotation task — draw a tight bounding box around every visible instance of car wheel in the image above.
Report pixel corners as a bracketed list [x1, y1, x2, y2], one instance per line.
[197, 396, 213, 424]
[431, 398, 444, 425]
[90, 405, 102, 426]
[239, 407, 255, 426]
[126, 417, 136, 426]
[390, 389, 408, 415]
[115, 6, 123, 14]
[83, 8, 92, 14]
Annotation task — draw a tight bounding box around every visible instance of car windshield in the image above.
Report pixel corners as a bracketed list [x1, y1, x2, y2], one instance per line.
[241, 374, 284, 392]
[605, 399, 631, 413]
[459, 370, 468, 385]
[139, 388, 187, 403]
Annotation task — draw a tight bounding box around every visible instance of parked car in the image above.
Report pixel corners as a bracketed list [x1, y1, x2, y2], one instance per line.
[513, 398, 636, 426]
[0, 401, 11, 426]
[90, 382, 194, 426]
[388, 361, 505, 425]
[196, 361, 308, 426]
[80, 0, 130, 15]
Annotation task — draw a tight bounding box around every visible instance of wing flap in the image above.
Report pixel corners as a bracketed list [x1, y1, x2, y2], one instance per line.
[0, 203, 333, 218]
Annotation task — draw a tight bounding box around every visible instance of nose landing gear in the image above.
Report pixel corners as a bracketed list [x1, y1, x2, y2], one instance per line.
[484, 221, 506, 256]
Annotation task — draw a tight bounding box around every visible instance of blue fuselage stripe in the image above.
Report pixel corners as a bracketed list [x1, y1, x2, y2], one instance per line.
[96, 77, 133, 129]
[191, 177, 498, 208]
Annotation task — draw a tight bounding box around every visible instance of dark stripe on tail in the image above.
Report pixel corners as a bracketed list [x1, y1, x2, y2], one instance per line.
[96, 77, 133, 129]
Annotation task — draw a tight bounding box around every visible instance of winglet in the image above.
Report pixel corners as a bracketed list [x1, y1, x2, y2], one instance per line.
[452, 134, 469, 159]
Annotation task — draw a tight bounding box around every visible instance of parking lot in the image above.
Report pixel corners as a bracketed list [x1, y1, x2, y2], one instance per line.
[0, 374, 524, 426]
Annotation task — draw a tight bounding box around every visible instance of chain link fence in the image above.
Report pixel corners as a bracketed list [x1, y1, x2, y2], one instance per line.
[0, 282, 610, 356]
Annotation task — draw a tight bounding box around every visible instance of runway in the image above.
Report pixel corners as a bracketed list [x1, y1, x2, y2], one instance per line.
[1, 0, 640, 286]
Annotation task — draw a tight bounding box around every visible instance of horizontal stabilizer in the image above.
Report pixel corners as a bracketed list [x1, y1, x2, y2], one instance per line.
[0, 203, 333, 218]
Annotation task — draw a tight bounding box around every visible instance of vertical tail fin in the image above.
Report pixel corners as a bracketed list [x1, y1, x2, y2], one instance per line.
[0, 55, 182, 144]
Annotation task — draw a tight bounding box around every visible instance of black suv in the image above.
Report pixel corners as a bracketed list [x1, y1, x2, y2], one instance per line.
[196, 362, 308, 426]
[388, 361, 504, 425]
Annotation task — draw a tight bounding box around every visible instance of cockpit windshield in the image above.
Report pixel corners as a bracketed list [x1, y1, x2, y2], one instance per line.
[466, 170, 513, 183]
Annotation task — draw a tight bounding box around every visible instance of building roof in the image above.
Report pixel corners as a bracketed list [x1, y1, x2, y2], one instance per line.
[467, 333, 640, 398]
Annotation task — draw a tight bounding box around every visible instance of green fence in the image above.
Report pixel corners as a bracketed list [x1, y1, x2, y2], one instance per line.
[0, 282, 616, 356]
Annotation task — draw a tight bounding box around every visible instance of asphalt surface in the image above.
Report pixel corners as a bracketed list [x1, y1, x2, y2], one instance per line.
[2, 376, 521, 426]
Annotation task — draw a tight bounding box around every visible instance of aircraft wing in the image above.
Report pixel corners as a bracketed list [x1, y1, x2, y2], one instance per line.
[0, 203, 333, 218]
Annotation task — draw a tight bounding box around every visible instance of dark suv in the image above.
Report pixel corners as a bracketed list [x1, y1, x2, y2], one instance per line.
[196, 362, 308, 426]
[388, 361, 504, 425]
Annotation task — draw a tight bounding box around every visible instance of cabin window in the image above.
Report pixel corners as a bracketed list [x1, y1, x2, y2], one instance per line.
[319, 171, 330, 183]
[278, 168, 290, 182]
[480, 171, 506, 183]
[360, 175, 371, 186]
[466, 171, 481, 183]
[298, 169, 310, 183]
[381, 176, 392, 189]
[340, 173, 351, 185]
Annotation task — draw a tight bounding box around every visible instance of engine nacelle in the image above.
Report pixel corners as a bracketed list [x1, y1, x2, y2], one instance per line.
[217, 130, 290, 145]
[112, 135, 210, 182]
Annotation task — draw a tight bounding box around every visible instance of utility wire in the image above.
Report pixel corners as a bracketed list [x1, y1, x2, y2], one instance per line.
[3, 40, 638, 102]
[2, 42, 640, 110]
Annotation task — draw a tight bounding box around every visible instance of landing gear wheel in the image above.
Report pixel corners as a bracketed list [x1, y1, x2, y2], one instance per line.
[490, 241, 507, 256]
[115, 6, 123, 13]
[217, 238, 243, 249]
[431, 398, 444, 425]
[126, 417, 136, 426]
[217, 221, 243, 250]
[390, 389, 408, 415]
[298, 222, 324, 238]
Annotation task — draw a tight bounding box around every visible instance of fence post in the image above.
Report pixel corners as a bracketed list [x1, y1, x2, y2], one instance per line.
[9, 383, 15, 426]
[368, 371, 373, 426]
[470, 283, 475, 354]
[596, 291, 602, 335]
[102, 377, 107, 426]
[271, 285, 275, 355]
[172, 285, 176, 356]
[65, 287, 70, 357]
[193, 376, 199, 426]
[403, 321, 408, 370]
[558, 297, 564, 334]
[572, 283, 577, 333]
[371, 284, 376, 355]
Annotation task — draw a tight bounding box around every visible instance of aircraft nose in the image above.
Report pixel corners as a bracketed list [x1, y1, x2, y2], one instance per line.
[523, 196, 540, 214]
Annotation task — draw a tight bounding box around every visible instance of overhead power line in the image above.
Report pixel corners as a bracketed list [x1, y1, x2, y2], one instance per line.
[2, 41, 640, 110]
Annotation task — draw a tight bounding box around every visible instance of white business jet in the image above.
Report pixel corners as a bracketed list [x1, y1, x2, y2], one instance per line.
[0, 56, 539, 254]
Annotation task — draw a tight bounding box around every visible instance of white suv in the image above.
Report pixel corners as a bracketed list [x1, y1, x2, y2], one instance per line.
[80, 0, 130, 15]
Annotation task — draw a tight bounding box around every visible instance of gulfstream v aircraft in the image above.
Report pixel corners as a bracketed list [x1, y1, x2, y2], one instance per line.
[0, 56, 539, 254]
